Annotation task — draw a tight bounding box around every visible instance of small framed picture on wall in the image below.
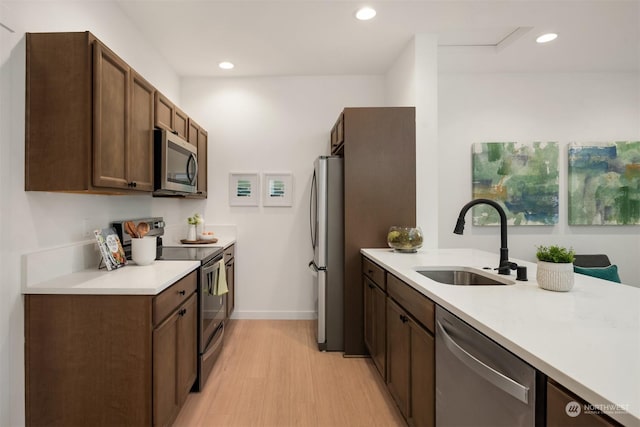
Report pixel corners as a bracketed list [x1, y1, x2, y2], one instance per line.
[229, 172, 260, 206]
[263, 173, 293, 207]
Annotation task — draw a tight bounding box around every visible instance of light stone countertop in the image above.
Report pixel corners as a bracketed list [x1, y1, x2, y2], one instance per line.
[361, 247, 639, 427]
[22, 260, 200, 295]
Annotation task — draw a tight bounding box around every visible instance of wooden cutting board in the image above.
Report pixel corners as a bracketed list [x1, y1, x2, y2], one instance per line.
[180, 238, 218, 244]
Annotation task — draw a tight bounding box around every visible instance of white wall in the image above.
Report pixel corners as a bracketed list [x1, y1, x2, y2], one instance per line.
[0, 2, 182, 425]
[385, 38, 416, 106]
[438, 72, 640, 286]
[385, 35, 440, 249]
[180, 76, 384, 318]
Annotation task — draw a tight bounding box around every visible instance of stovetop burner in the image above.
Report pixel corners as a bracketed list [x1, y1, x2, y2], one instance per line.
[159, 246, 223, 264]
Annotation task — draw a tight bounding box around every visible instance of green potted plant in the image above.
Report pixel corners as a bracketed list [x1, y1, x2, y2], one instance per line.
[535, 245, 576, 292]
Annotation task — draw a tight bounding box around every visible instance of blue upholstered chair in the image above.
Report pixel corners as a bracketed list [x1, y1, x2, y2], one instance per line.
[573, 254, 621, 283]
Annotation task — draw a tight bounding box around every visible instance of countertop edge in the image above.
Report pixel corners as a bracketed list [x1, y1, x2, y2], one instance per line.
[22, 261, 201, 296]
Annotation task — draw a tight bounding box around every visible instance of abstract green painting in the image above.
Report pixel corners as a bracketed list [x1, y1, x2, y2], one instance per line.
[568, 141, 640, 225]
[472, 142, 559, 225]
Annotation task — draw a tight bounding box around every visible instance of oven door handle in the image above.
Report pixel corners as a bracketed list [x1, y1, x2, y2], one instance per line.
[202, 256, 223, 295]
[437, 320, 529, 404]
[202, 324, 224, 359]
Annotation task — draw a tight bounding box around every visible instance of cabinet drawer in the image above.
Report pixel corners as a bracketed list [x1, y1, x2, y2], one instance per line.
[362, 257, 386, 290]
[153, 271, 197, 326]
[387, 274, 434, 334]
[224, 244, 235, 263]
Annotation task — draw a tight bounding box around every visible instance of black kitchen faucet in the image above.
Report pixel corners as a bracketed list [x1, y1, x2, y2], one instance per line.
[453, 198, 518, 275]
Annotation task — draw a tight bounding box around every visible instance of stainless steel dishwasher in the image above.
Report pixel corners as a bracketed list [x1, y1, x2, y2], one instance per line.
[436, 306, 545, 427]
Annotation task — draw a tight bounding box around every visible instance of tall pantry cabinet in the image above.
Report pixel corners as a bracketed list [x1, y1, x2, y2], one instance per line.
[331, 107, 416, 355]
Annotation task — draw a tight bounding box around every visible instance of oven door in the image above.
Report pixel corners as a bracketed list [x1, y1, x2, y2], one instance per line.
[200, 255, 226, 351]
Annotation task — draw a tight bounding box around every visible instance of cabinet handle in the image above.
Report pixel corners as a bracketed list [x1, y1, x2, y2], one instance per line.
[368, 283, 375, 289]
[178, 308, 186, 316]
[368, 269, 374, 274]
[400, 314, 408, 323]
[178, 290, 186, 296]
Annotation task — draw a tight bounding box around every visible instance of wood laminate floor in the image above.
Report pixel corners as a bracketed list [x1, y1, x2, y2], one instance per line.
[174, 320, 405, 427]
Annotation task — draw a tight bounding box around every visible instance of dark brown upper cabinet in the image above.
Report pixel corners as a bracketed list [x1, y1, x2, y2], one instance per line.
[25, 32, 154, 193]
[154, 92, 189, 141]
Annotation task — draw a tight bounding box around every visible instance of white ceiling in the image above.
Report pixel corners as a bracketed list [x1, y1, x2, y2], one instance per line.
[116, 0, 640, 77]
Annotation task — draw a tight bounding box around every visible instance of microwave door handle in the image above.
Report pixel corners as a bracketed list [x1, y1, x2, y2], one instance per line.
[187, 153, 198, 185]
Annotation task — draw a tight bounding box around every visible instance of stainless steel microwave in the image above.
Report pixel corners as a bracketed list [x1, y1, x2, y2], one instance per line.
[154, 129, 197, 195]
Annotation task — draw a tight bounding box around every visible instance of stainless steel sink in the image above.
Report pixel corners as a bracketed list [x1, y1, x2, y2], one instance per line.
[416, 267, 515, 286]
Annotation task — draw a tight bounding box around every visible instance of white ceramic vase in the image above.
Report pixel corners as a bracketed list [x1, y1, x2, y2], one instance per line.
[187, 225, 197, 241]
[536, 261, 574, 292]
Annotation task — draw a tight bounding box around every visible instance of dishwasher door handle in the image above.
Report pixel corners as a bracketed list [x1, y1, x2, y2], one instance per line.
[437, 320, 530, 404]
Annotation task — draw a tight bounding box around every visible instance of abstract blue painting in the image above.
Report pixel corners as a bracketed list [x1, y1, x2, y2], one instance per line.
[568, 142, 640, 225]
[472, 142, 559, 226]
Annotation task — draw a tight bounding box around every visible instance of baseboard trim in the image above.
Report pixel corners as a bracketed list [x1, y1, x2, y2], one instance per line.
[230, 311, 316, 320]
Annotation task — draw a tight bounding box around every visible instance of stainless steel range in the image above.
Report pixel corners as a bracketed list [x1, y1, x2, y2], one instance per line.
[112, 217, 225, 392]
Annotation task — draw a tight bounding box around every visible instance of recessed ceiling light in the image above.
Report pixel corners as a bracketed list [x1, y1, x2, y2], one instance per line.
[218, 61, 234, 70]
[536, 33, 558, 44]
[355, 7, 376, 21]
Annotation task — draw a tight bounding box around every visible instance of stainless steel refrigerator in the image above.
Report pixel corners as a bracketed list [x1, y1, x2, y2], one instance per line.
[309, 156, 344, 351]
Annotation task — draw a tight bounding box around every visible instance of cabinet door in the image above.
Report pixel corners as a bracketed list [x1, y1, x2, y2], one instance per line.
[364, 277, 386, 379]
[409, 321, 435, 427]
[154, 92, 174, 132]
[187, 119, 199, 146]
[197, 127, 208, 196]
[153, 309, 180, 427]
[177, 294, 197, 404]
[93, 41, 129, 189]
[547, 381, 618, 427]
[386, 298, 410, 418]
[372, 284, 386, 379]
[128, 70, 154, 191]
[226, 258, 235, 318]
[363, 278, 375, 357]
[174, 106, 189, 140]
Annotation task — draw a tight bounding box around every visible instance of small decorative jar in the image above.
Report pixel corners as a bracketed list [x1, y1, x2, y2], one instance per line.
[387, 226, 423, 253]
[536, 261, 575, 292]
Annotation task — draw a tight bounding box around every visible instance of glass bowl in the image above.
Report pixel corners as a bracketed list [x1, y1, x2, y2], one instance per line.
[387, 226, 423, 253]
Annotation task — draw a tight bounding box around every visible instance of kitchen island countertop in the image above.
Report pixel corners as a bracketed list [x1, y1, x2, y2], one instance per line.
[361, 247, 639, 426]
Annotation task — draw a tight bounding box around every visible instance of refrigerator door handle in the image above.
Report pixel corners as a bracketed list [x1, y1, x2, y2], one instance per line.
[308, 261, 326, 272]
[309, 170, 317, 250]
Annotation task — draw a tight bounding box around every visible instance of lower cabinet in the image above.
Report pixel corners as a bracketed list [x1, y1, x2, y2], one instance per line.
[386, 299, 435, 427]
[153, 293, 197, 427]
[362, 255, 435, 427]
[24, 271, 197, 426]
[386, 299, 411, 416]
[547, 380, 621, 427]
[363, 275, 386, 378]
[409, 321, 435, 427]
